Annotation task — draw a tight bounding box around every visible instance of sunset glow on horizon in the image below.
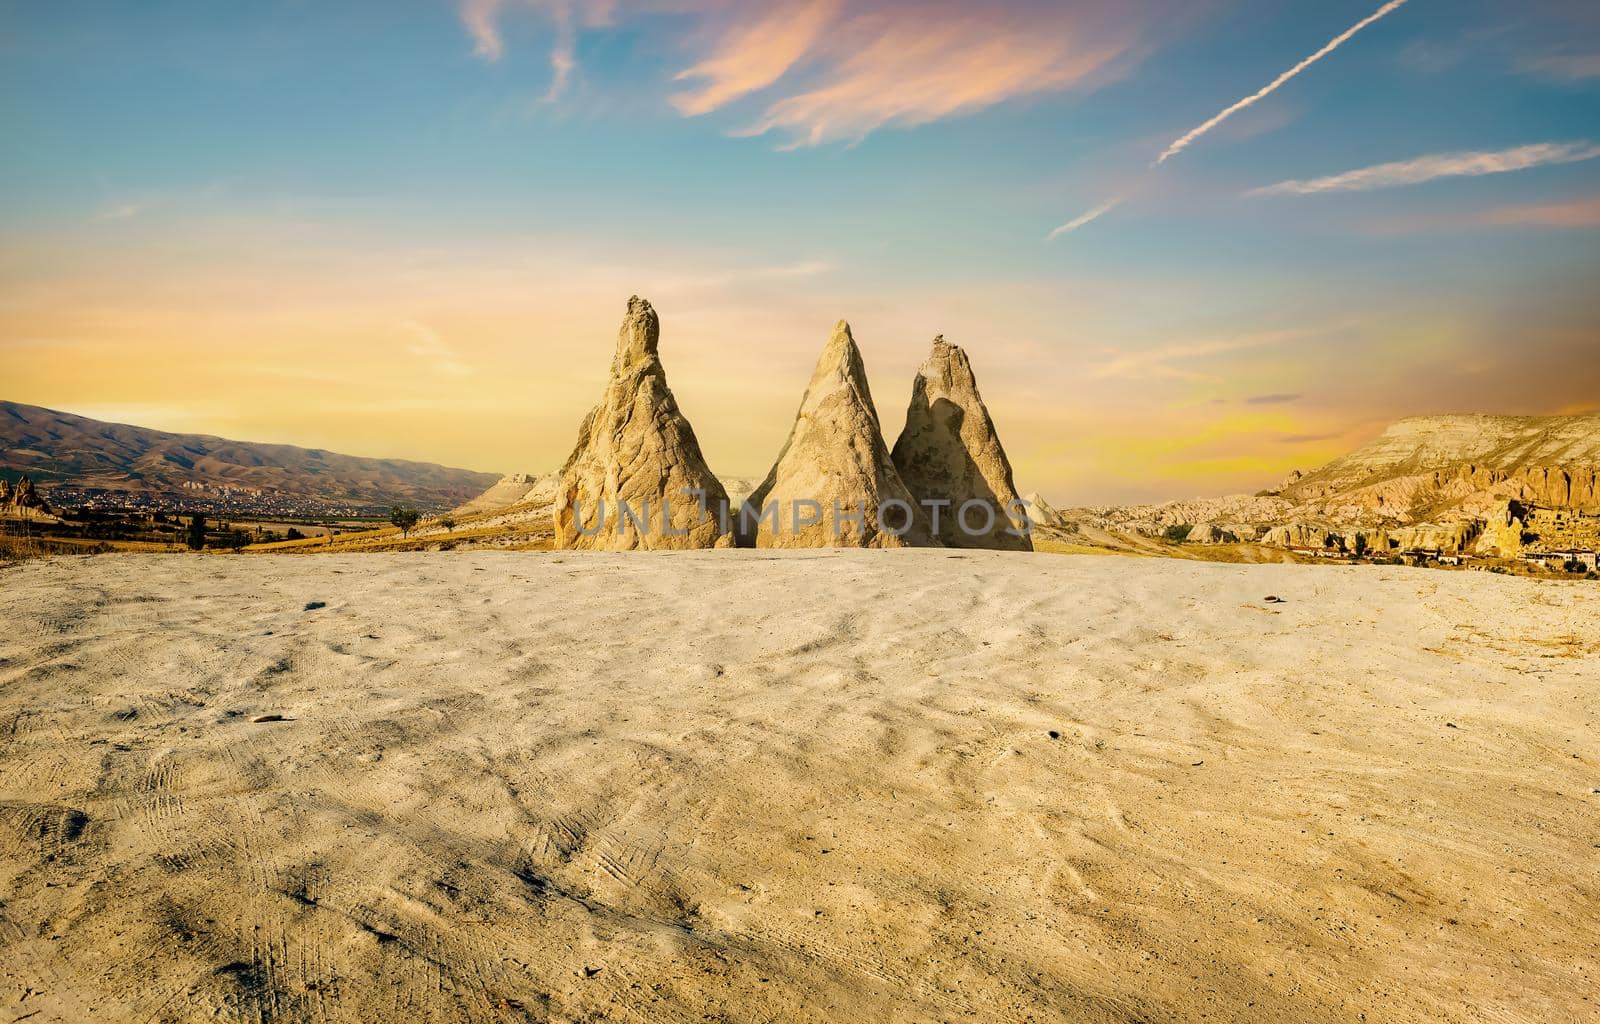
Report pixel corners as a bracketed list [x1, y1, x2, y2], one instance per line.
[3, 0, 1597, 504]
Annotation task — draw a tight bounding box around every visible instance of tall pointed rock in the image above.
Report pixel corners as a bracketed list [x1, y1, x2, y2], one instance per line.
[552, 297, 732, 550]
[741, 321, 937, 548]
[892, 336, 1031, 550]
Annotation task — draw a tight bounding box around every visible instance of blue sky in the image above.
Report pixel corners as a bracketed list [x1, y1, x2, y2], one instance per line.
[2, 0, 1597, 502]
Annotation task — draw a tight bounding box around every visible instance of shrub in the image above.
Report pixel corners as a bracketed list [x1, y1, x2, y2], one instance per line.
[1164, 524, 1193, 542]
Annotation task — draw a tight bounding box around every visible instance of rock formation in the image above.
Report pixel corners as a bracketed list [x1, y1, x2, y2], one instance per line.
[891, 337, 1030, 551]
[741, 321, 936, 548]
[1, 475, 50, 516]
[452, 473, 549, 517]
[1281, 415, 1600, 515]
[1185, 523, 1238, 545]
[1023, 492, 1066, 529]
[552, 297, 732, 550]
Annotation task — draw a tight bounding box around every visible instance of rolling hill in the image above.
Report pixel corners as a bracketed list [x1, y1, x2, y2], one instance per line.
[1, 401, 501, 515]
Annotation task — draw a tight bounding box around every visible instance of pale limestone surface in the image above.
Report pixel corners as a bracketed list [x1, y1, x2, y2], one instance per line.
[552, 297, 731, 550]
[891, 337, 1030, 551]
[1, 550, 1596, 1023]
[742, 321, 934, 548]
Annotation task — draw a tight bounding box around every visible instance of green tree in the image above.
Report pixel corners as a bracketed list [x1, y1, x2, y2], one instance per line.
[389, 505, 420, 538]
[440, 516, 456, 533]
[1163, 524, 1193, 543]
[1353, 534, 1368, 557]
[227, 529, 249, 553]
[186, 514, 207, 551]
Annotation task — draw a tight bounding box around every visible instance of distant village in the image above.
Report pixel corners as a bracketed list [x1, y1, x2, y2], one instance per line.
[47, 481, 409, 519]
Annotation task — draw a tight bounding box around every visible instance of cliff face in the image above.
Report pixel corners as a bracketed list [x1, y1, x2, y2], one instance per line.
[1282, 415, 1600, 515]
[1054, 414, 1600, 558]
[1237, 415, 1599, 554]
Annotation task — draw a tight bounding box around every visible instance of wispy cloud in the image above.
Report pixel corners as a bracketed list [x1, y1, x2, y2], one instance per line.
[1046, 197, 1123, 241]
[1482, 194, 1600, 228]
[1519, 52, 1600, 82]
[1246, 393, 1302, 405]
[1359, 194, 1600, 235]
[460, 0, 613, 102]
[461, 0, 507, 61]
[731, 6, 1140, 147]
[464, 1, 1153, 146]
[399, 321, 473, 377]
[94, 202, 150, 223]
[671, 0, 840, 117]
[1089, 330, 1305, 382]
[1155, 0, 1410, 165]
[1249, 141, 1600, 196]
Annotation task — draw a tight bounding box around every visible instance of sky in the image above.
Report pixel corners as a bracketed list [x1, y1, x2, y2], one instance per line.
[2, 0, 1597, 504]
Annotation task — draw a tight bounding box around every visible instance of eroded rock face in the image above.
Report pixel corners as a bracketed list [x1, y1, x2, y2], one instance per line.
[741, 321, 936, 548]
[2, 475, 49, 514]
[891, 337, 1030, 551]
[1281, 415, 1600, 514]
[552, 297, 731, 550]
[1023, 492, 1066, 529]
[451, 473, 548, 517]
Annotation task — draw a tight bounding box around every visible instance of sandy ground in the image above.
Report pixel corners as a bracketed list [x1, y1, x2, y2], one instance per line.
[0, 551, 1595, 1023]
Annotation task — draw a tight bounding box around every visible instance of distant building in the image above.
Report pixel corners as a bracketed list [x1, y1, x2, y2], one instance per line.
[1525, 549, 1598, 570]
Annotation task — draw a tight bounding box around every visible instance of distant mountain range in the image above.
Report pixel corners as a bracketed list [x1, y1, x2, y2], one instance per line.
[0, 401, 500, 516]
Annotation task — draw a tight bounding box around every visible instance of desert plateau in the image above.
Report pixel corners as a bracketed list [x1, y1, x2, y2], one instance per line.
[1, 551, 1595, 1023]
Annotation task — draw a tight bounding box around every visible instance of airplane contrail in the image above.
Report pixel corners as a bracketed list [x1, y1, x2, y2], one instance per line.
[1155, 0, 1410, 166]
[1046, 197, 1123, 241]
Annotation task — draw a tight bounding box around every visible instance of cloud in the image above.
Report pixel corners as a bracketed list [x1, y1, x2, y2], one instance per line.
[1482, 194, 1600, 228]
[1246, 393, 1302, 405]
[1519, 52, 1600, 81]
[1089, 329, 1305, 382]
[398, 321, 473, 377]
[1249, 141, 1600, 196]
[94, 202, 150, 223]
[462, 0, 507, 61]
[464, 1, 1153, 146]
[1046, 197, 1123, 241]
[730, 5, 1141, 147]
[1155, 0, 1410, 165]
[671, 0, 841, 117]
[1360, 194, 1600, 235]
[460, 0, 616, 101]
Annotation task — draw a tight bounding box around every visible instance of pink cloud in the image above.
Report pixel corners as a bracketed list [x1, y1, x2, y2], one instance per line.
[1358, 195, 1600, 236]
[462, 1, 1160, 146]
[1482, 195, 1600, 228]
